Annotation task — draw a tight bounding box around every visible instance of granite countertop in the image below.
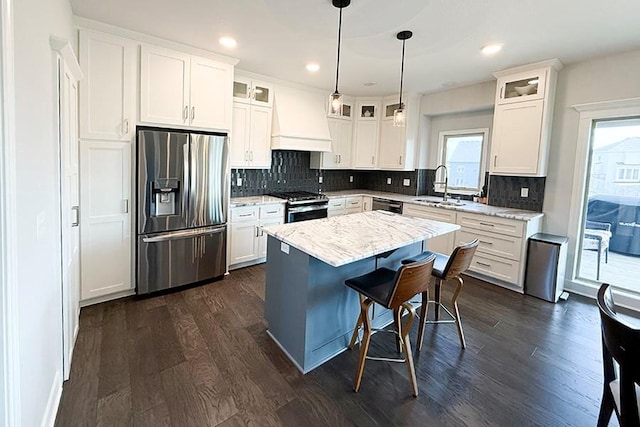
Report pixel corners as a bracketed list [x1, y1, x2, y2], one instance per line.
[230, 195, 286, 207]
[323, 190, 543, 222]
[230, 190, 543, 222]
[262, 210, 460, 267]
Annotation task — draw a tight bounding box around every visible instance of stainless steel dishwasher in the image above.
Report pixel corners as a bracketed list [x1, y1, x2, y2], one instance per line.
[372, 197, 403, 213]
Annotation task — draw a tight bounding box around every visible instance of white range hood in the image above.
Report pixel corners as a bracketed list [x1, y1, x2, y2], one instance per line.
[271, 85, 332, 152]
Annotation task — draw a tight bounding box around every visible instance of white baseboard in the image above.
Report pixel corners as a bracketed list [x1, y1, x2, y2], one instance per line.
[80, 289, 135, 307]
[565, 279, 640, 312]
[41, 369, 62, 427]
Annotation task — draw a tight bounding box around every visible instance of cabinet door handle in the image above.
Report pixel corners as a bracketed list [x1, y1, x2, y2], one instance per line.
[371, 156, 375, 164]
[71, 205, 79, 227]
[238, 213, 253, 217]
[123, 119, 129, 135]
[183, 106, 188, 121]
[250, 151, 254, 161]
[399, 155, 402, 165]
[479, 222, 495, 227]
[476, 261, 491, 267]
[338, 154, 341, 163]
[494, 155, 497, 167]
[500, 87, 504, 99]
[479, 240, 493, 245]
[335, 154, 338, 163]
[191, 106, 195, 120]
[123, 199, 129, 214]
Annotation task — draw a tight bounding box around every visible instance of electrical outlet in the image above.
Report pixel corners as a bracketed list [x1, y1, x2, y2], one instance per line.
[318, 176, 323, 184]
[403, 179, 410, 187]
[521, 187, 529, 198]
[237, 177, 242, 186]
[386, 177, 392, 185]
[349, 175, 353, 183]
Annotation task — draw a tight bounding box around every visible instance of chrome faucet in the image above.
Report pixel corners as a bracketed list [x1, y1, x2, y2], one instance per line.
[433, 164, 448, 202]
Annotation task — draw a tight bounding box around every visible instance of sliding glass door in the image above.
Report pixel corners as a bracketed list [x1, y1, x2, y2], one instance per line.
[577, 117, 640, 293]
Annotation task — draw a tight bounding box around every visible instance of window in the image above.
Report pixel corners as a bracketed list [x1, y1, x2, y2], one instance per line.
[615, 167, 640, 183]
[437, 128, 489, 194]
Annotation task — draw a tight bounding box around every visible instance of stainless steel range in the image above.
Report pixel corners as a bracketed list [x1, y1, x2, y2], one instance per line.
[269, 191, 328, 223]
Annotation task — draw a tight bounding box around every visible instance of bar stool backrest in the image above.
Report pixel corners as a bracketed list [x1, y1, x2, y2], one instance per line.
[442, 239, 479, 280]
[387, 254, 436, 310]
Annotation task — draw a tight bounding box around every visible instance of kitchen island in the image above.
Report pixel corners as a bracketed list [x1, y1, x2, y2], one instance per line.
[262, 210, 460, 373]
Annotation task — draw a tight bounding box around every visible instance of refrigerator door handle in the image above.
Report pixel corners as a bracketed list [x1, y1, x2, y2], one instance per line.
[142, 225, 226, 243]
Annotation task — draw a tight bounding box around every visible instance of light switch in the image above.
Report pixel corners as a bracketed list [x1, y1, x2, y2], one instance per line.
[349, 175, 353, 183]
[521, 188, 529, 198]
[387, 178, 392, 185]
[237, 177, 242, 186]
[403, 179, 410, 186]
[281, 242, 290, 254]
[318, 176, 323, 184]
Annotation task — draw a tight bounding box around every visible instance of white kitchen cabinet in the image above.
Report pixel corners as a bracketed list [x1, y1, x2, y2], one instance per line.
[233, 76, 273, 107]
[377, 95, 418, 171]
[489, 59, 562, 177]
[403, 203, 456, 255]
[327, 198, 346, 217]
[310, 118, 353, 169]
[229, 204, 284, 269]
[79, 29, 136, 141]
[362, 196, 373, 212]
[353, 101, 380, 168]
[79, 140, 132, 302]
[327, 196, 363, 217]
[454, 211, 541, 292]
[378, 119, 406, 169]
[140, 45, 233, 130]
[231, 102, 272, 168]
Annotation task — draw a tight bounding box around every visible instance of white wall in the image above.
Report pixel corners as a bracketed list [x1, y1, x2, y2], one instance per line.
[14, 0, 74, 424]
[416, 81, 495, 169]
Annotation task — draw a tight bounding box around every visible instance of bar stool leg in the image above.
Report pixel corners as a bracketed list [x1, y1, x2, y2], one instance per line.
[416, 291, 428, 351]
[354, 298, 373, 392]
[393, 308, 403, 353]
[400, 302, 418, 397]
[434, 278, 442, 321]
[451, 277, 466, 349]
[349, 294, 365, 349]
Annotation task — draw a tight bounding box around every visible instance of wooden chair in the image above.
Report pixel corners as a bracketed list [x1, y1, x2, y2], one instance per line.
[345, 253, 436, 397]
[401, 239, 479, 350]
[596, 283, 640, 427]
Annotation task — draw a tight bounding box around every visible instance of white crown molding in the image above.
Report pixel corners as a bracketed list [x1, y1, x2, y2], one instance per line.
[572, 97, 640, 113]
[50, 36, 83, 81]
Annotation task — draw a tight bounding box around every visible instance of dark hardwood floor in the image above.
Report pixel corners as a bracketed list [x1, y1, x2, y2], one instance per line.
[56, 265, 620, 426]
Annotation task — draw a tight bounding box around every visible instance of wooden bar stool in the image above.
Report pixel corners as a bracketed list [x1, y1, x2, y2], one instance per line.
[345, 254, 436, 397]
[401, 239, 478, 350]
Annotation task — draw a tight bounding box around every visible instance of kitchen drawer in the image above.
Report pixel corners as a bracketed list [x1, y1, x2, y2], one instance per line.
[328, 198, 346, 211]
[456, 228, 522, 261]
[404, 204, 456, 223]
[345, 196, 362, 210]
[468, 252, 520, 285]
[345, 207, 361, 215]
[260, 204, 284, 219]
[457, 212, 524, 238]
[231, 206, 259, 222]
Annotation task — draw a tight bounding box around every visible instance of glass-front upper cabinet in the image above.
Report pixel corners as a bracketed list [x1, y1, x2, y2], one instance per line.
[384, 101, 402, 119]
[233, 77, 272, 107]
[495, 68, 547, 105]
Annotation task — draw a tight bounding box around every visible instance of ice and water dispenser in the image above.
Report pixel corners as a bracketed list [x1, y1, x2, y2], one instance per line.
[151, 178, 180, 217]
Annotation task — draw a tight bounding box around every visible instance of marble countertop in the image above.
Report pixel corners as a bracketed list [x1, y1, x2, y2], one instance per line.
[323, 190, 543, 221]
[230, 195, 286, 207]
[262, 210, 460, 267]
[230, 190, 543, 221]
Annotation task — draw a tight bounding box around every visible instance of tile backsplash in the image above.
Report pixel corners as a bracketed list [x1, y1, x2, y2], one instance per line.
[231, 151, 546, 212]
[488, 175, 545, 212]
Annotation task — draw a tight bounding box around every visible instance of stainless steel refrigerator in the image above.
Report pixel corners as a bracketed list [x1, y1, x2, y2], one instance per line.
[136, 128, 228, 295]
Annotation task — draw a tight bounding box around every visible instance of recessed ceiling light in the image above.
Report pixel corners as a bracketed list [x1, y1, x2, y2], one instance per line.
[481, 44, 502, 56]
[363, 82, 377, 87]
[219, 37, 237, 48]
[306, 63, 320, 73]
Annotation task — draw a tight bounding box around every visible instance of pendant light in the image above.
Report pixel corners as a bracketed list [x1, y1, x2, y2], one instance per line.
[393, 30, 413, 127]
[329, 0, 350, 117]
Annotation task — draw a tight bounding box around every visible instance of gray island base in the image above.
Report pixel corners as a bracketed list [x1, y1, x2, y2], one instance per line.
[263, 211, 460, 373]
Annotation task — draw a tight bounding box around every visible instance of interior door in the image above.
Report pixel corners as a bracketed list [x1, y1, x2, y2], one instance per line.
[58, 58, 80, 380]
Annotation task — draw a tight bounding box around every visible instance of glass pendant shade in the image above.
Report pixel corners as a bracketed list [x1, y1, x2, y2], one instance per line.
[393, 105, 406, 127]
[329, 91, 343, 117]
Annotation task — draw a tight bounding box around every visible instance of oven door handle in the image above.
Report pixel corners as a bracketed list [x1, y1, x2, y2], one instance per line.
[288, 204, 328, 214]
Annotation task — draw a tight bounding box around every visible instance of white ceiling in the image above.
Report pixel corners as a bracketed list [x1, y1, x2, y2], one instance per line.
[70, 0, 640, 96]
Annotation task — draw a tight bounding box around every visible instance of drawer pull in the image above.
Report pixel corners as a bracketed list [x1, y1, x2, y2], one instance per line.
[476, 261, 491, 267]
[266, 210, 279, 214]
[479, 222, 495, 227]
[350, 202, 359, 205]
[479, 240, 493, 245]
[238, 213, 253, 217]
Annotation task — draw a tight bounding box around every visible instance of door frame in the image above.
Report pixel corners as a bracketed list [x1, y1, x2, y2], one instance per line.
[50, 36, 83, 381]
[567, 97, 640, 310]
[0, 0, 20, 424]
